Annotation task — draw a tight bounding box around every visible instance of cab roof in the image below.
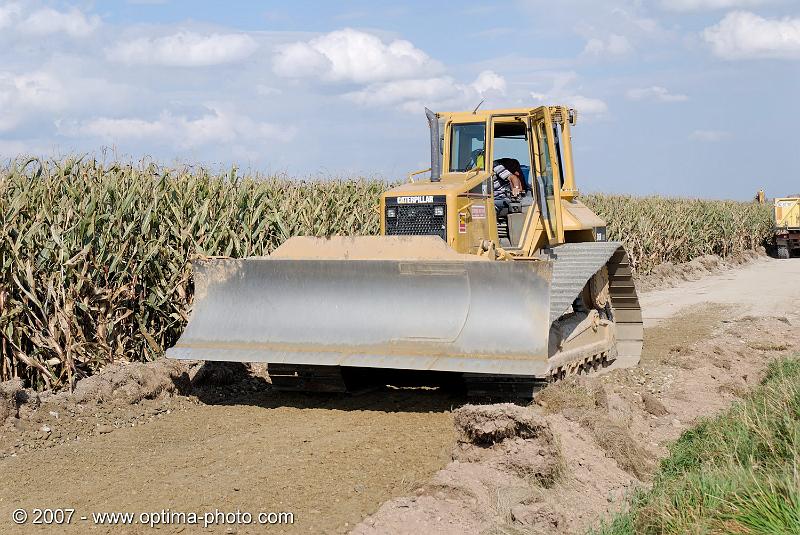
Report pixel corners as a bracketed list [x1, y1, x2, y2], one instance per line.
[435, 106, 562, 122]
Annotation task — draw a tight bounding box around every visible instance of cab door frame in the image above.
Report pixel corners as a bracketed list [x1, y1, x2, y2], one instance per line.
[527, 107, 565, 246]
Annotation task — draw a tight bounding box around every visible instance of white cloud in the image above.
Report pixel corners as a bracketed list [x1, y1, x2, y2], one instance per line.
[689, 129, 730, 141]
[662, 0, 773, 12]
[703, 11, 800, 59]
[614, 11, 662, 35]
[583, 34, 633, 57]
[0, 4, 99, 37]
[346, 70, 506, 113]
[273, 28, 441, 83]
[529, 72, 608, 116]
[22, 7, 100, 37]
[0, 2, 21, 29]
[568, 95, 608, 115]
[3, 71, 65, 108]
[532, 93, 608, 115]
[107, 31, 258, 66]
[0, 65, 140, 134]
[348, 77, 461, 109]
[626, 86, 688, 102]
[65, 107, 290, 149]
[0, 71, 66, 131]
[275, 29, 503, 113]
[471, 70, 507, 95]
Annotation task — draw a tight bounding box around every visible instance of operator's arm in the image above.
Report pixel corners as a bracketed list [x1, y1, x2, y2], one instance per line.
[509, 173, 523, 197]
[493, 162, 524, 198]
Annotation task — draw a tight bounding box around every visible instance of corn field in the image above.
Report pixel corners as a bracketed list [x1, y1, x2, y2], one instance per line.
[582, 194, 773, 273]
[0, 158, 772, 389]
[0, 158, 384, 389]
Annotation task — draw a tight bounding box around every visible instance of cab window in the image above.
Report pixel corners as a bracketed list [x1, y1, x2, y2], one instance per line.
[449, 123, 486, 172]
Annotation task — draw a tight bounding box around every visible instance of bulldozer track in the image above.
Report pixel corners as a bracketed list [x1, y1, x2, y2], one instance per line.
[463, 247, 642, 397]
[268, 244, 643, 399]
[545, 243, 643, 378]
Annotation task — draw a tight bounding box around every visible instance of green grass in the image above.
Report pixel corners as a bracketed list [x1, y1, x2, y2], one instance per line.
[591, 356, 800, 535]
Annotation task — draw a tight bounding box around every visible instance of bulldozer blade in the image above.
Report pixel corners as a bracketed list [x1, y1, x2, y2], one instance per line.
[167, 257, 553, 376]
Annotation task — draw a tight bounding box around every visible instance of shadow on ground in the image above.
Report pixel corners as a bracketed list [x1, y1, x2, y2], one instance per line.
[189, 361, 469, 414]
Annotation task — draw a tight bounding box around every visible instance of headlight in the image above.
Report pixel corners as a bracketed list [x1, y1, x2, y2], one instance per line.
[434, 206, 444, 216]
[386, 208, 396, 218]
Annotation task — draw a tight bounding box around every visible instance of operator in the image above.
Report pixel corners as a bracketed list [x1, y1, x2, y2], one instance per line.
[492, 158, 525, 200]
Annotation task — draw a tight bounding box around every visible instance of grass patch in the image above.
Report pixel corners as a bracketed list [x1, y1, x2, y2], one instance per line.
[590, 355, 800, 534]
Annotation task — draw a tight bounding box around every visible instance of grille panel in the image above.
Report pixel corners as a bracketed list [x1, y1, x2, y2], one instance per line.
[385, 199, 447, 240]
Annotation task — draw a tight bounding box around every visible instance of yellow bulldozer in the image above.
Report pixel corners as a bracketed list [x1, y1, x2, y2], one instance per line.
[167, 105, 642, 398]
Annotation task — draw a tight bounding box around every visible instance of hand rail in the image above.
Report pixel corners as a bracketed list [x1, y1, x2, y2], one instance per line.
[407, 168, 432, 183]
[466, 167, 481, 181]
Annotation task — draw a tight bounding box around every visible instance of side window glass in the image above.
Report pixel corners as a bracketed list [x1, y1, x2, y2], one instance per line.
[552, 124, 565, 189]
[537, 121, 560, 239]
[538, 123, 554, 198]
[450, 123, 486, 172]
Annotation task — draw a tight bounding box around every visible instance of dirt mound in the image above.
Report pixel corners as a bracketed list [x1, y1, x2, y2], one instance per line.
[536, 376, 607, 414]
[452, 404, 563, 486]
[0, 378, 23, 424]
[0, 358, 276, 459]
[642, 392, 669, 416]
[0, 360, 196, 457]
[453, 403, 548, 445]
[637, 249, 763, 292]
[536, 378, 656, 479]
[354, 404, 568, 534]
[2, 359, 188, 456]
[64, 359, 189, 404]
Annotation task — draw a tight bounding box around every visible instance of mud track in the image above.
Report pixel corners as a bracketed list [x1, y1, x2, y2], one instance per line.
[1, 257, 799, 535]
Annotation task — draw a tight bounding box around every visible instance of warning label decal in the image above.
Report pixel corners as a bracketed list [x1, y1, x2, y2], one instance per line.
[470, 204, 486, 219]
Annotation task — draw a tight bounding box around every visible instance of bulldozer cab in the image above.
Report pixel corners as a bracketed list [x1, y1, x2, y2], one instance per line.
[392, 106, 579, 255]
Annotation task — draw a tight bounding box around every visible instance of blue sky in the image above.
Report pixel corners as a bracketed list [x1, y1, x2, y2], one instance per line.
[0, 0, 798, 199]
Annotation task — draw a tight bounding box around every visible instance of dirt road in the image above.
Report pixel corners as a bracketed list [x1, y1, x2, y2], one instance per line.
[2, 257, 798, 535]
[639, 256, 800, 326]
[0, 389, 456, 534]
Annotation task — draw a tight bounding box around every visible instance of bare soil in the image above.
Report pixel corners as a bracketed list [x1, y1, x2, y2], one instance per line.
[2, 256, 799, 535]
[0, 375, 456, 535]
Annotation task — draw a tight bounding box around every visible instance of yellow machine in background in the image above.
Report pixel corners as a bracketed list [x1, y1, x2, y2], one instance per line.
[168, 105, 643, 398]
[774, 196, 800, 259]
